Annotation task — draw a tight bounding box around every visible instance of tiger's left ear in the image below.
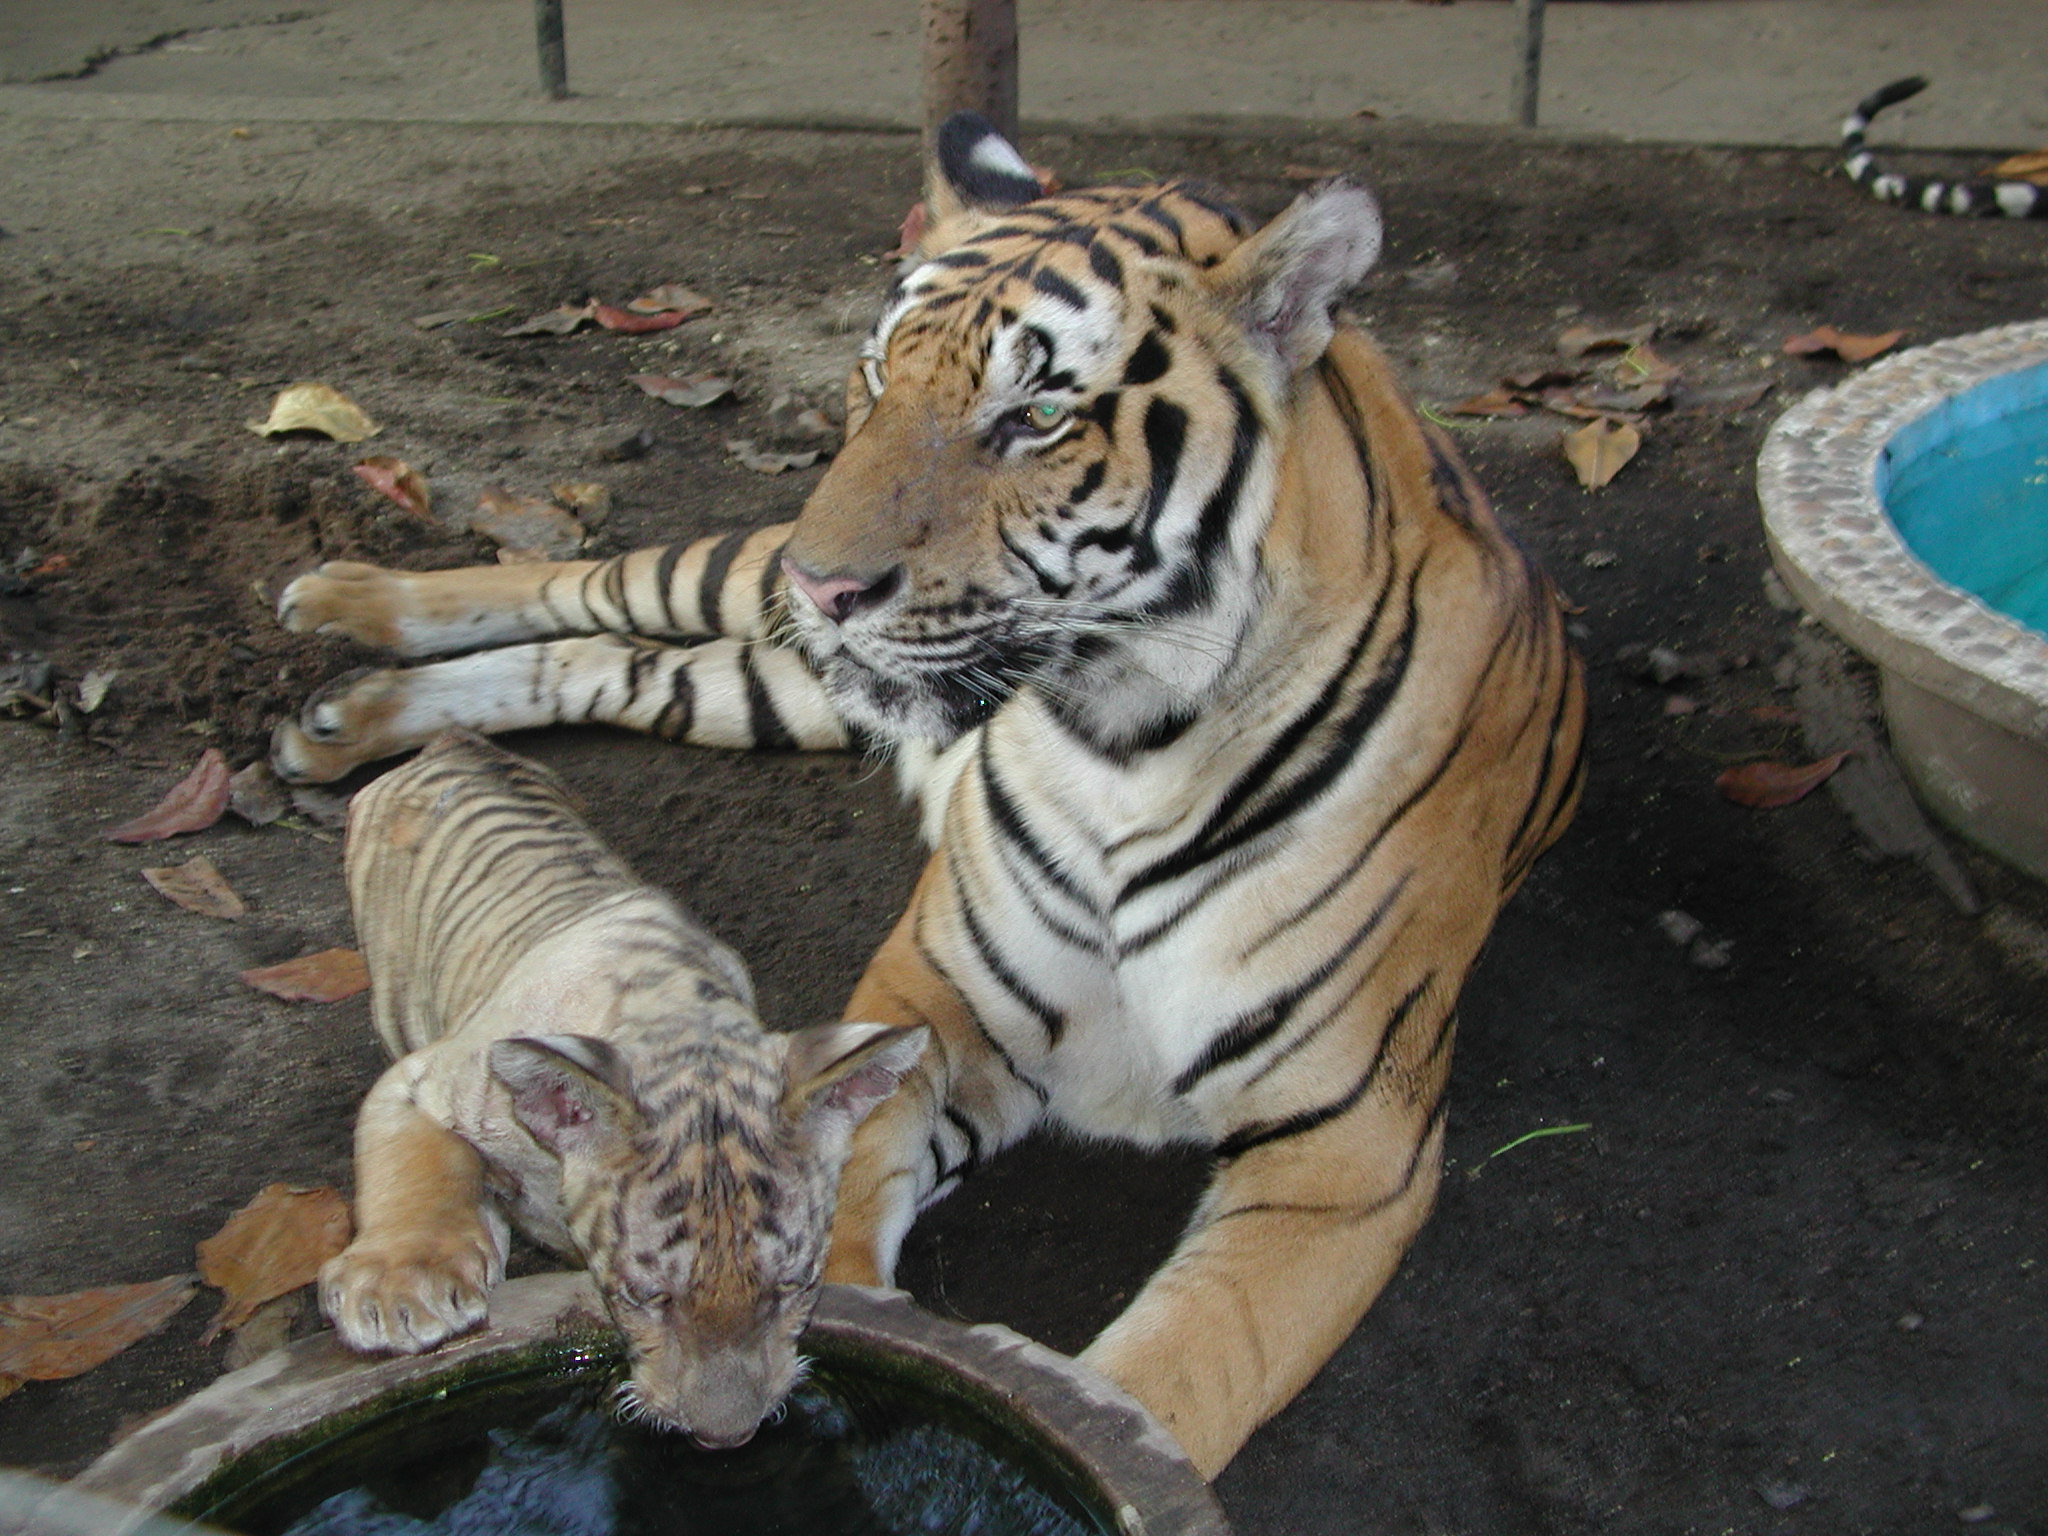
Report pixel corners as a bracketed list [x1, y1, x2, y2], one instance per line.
[927, 111, 1041, 225]
[781, 1022, 928, 1148]
[1211, 180, 1383, 377]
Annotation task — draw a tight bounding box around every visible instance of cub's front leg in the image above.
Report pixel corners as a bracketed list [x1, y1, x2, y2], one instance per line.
[320, 1068, 508, 1355]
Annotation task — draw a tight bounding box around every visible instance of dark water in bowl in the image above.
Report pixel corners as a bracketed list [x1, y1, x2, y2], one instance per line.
[190, 1366, 1100, 1536]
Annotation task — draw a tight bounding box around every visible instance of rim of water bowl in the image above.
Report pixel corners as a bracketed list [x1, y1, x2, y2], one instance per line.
[61, 1275, 1230, 1536]
[1758, 318, 2048, 742]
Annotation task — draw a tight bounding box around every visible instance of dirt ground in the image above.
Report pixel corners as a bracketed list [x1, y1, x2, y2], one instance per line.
[2, 116, 2047, 1534]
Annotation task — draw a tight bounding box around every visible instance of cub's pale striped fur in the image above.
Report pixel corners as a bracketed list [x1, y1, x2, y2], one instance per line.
[278, 115, 1584, 1475]
[327, 731, 922, 1449]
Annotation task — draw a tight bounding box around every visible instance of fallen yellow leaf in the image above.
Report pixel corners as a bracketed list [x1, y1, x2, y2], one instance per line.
[1561, 418, 1641, 490]
[239, 947, 370, 1003]
[141, 853, 246, 920]
[196, 1184, 352, 1344]
[245, 383, 380, 443]
[0, 1276, 198, 1385]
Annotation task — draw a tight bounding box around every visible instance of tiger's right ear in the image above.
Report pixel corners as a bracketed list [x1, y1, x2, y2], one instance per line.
[490, 1035, 638, 1155]
[927, 112, 1042, 226]
[781, 1022, 928, 1148]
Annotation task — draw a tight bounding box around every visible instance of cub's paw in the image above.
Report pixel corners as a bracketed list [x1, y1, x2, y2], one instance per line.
[278, 561, 411, 649]
[270, 667, 408, 783]
[319, 1233, 496, 1355]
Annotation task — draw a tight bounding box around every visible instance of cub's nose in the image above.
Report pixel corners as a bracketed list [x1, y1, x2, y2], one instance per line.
[689, 1423, 758, 1452]
[782, 557, 901, 625]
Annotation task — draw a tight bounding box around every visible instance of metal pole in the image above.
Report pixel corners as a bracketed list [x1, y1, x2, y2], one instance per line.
[1514, 0, 1545, 128]
[536, 0, 568, 101]
[921, 0, 1019, 151]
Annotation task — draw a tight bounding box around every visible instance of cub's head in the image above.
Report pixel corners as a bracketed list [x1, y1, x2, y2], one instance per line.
[782, 114, 1383, 749]
[489, 1022, 923, 1450]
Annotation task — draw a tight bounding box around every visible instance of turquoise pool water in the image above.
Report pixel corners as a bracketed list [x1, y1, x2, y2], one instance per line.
[1882, 361, 2048, 637]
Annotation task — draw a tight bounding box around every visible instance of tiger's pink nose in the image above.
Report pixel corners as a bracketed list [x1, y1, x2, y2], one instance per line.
[782, 557, 897, 625]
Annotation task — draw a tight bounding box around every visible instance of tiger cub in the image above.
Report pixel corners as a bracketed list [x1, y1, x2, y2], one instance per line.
[326, 730, 924, 1449]
[1843, 77, 2047, 218]
[276, 116, 1585, 1475]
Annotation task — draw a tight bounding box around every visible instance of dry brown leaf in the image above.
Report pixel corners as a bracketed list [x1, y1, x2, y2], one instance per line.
[504, 302, 596, 337]
[1782, 325, 1904, 363]
[1573, 380, 1671, 415]
[352, 456, 432, 521]
[103, 749, 232, 843]
[409, 309, 470, 330]
[592, 304, 686, 335]
[628, 372, 735, 409]
[469, 487, 585, 559]
[0, 1275, 198, 1384]
[228, 760, 291, 826]
[1540, 388, 1615, 422]
[1561, 418, 1641, 490]
[549, 482, 612, 525]
[1988, 149, 2048, 185]
[141, 854, 246, 920]
[1612, 343, 1683, 387]
[1558, 322, 1655, 360]
[624, 284, 714, 319]
[196, 1184, 352, 1345]
[1504, 365, 1583, 391]
[1715, 751, 1850, 809]
[239, 947, 370, 1003]
[1672, 379, 1772, 416]
[245, 383, 380, 443]
[223, 1291, 302, 1371]
[1443, 388, 1528, 418]
[725, 438, 821, 475]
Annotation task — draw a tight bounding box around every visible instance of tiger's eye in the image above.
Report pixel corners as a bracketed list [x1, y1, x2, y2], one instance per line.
[1024, 400, 1068, 432]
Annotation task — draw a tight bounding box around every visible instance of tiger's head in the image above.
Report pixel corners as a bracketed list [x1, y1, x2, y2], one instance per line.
[782, 114, 1383, 752]
[489, 1020, 923, 1450]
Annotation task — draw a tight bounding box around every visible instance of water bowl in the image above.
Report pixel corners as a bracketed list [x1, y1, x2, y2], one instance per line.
[60, 1275, 1230, 1536]
[1760, 320, 2048, 881]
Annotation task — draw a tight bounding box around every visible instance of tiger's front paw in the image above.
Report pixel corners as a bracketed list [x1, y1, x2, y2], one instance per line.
[278, 561, 412, 650]
[319, 1232, 497, 1355]
[271, 667, 410, 783]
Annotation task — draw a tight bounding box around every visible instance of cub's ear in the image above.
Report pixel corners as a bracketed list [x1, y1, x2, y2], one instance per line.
[781, 1023, 928, 1146]
[1209, 179, 1382, 377]
[490, 1035, 637, 1154]
[928, 111, 1042, 226]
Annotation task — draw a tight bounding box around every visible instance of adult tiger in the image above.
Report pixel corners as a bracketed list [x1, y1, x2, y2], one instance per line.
[274, 114, 1586, 1476]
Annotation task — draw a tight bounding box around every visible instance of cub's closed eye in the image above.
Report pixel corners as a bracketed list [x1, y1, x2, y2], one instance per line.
[626, 1289, 670, 1311]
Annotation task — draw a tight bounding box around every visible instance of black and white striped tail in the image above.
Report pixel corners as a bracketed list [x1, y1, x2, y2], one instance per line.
[1842, 77, 2047, 218]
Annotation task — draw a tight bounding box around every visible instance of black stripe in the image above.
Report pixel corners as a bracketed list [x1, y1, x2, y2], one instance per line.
[602, 555, 630, 627]
[912, 921, 1049, 1104]
[1172, 874, 1407, 1094]
[757, 539, 788, 637]
[698, 530, 748, 635]
[739, 646, 796, 750]
[1216, 975, 1436, 1158]
[1087, 241, 1124, 287]
[942, 1106, 985, 1173]
[1146, 366, 1258, 617]
[656, 656, 695, 739]
[1130, 397, 1190, 566]
[953, 859, 1065, 1044]
[1121, 564, 1414, 901]
[1121, 331, 1170, 386]
[980, 749, 1086, 904]
[1032, 268, 1087, 310]
[1000, 526, 1069, 597]
[652, 543, 685, 632]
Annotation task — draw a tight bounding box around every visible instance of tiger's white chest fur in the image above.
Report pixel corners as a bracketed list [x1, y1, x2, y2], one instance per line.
[908, 664, 1367, 1146]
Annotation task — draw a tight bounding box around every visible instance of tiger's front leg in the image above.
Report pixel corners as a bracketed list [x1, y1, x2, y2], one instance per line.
[1079, 1088, 1448, 1479]
[320, 1069, 509, 1355]
[272, 634, 849, 782]
[278, 525, 794, 656]
[824, 867, 1050, 1286]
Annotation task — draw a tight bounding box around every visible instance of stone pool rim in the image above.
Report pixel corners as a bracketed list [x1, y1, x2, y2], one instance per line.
[1758, 318, 2048, 742]
[64, 1274, 1231, 1536]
